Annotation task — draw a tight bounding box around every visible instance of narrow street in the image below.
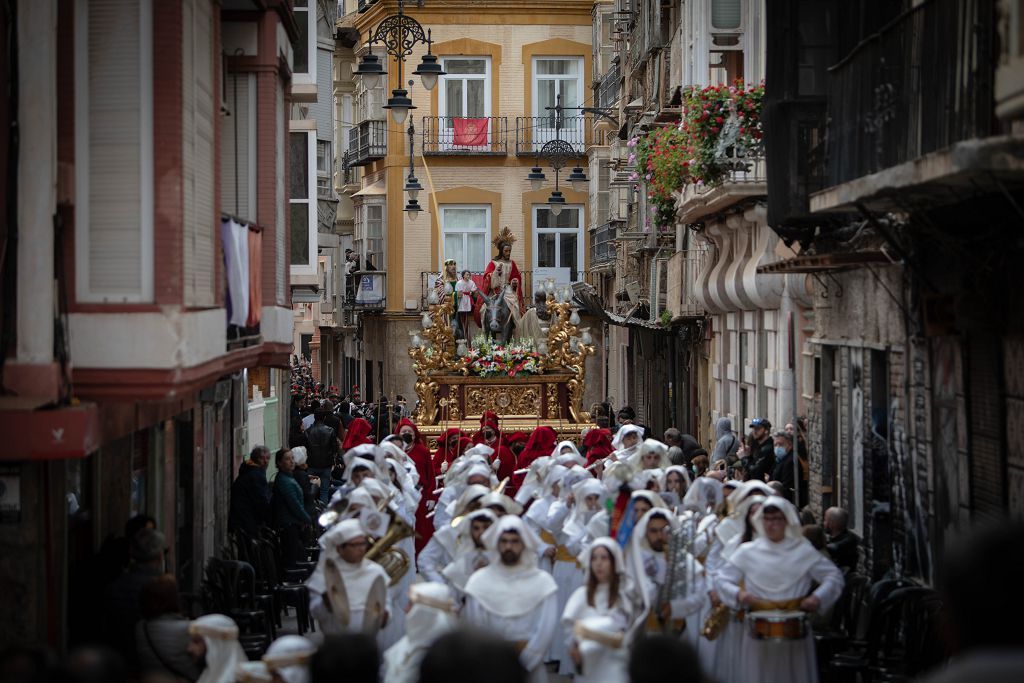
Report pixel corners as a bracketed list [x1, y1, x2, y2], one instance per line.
[1, 0, 1023, 682]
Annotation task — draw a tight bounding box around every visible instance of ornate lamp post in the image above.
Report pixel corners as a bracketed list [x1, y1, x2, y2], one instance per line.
[353, 0, 444, 125]
[525, 94, 589, 216]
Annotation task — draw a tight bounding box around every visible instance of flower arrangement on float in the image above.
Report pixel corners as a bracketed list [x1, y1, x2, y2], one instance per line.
[461, 335, 544, 378]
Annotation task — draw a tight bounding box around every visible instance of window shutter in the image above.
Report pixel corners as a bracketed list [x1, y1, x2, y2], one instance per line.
[77, 0, 153, 303]
[221, 73, 256, 220]
[183, 0, 216, 306]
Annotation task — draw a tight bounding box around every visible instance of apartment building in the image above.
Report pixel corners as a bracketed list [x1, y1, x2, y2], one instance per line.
[764, 0, 1022, 580]
[0, 0, 297, 647]
[337, 0, 601, 406]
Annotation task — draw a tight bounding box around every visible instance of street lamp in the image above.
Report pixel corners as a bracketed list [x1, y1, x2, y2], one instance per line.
[355, 0, 445, 124]
[403, 116, 424, 221]
[525, 94, 587, 215]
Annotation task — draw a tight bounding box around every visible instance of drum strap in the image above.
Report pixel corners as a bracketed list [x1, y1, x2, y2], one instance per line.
[739, 580, 806, 614]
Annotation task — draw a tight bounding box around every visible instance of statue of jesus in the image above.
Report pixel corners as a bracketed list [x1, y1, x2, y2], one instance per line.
[482, 227, 524, 325]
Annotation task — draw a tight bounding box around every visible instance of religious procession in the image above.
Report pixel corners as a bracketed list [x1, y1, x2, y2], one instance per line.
[4, 0, 1024, 682]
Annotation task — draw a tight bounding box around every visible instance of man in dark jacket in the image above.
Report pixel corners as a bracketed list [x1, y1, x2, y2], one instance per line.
[770, 430, 808, 505]
[305, 409, 340, 504]
[824, 507, 859, 572]
[228, 446, 271, 538]
[745, 417, 776, 482]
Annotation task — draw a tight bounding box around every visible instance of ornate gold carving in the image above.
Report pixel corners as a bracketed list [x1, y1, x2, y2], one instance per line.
[546, 383, 559, 419]
[466, 386, 540, 417]
[410, 295, 466, 424]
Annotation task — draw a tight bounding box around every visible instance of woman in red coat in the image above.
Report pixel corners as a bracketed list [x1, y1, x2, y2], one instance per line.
[394, 418, 437, 554]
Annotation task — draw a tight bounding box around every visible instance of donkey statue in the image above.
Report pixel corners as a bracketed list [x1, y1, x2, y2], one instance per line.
[481, 287, 516, 344]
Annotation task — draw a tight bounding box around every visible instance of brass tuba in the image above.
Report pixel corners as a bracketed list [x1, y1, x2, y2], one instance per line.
[364, 507, 416, 586]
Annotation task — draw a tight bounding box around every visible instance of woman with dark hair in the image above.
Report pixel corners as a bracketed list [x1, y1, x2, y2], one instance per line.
[271, 448, 311, 568]
[561, 537, 637, 681]
[135, 574, 202, 681]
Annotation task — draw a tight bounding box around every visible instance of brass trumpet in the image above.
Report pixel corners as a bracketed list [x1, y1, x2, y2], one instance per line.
[365, 509, 416, 586]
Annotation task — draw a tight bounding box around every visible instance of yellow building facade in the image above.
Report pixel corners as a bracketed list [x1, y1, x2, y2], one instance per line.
[345, 0, 597, 404]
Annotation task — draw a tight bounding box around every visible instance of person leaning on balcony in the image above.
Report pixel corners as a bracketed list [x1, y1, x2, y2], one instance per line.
[306, 410, 341, 506]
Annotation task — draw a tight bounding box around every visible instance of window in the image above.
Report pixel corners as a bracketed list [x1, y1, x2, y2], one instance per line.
[440, 58, 490, 119]
[533, 206, 583, 285]
[289, 131, 316, 273]
[292, 0, 316, 83]
[74, 0, 154, 303]
[533, 57, 584, 148]
[355, 51, 385, 122]
[711, 0, 742, 30]
[441, 206, 489, 273]
[354, 201, 385, 270]
[316, 140, 331, 196]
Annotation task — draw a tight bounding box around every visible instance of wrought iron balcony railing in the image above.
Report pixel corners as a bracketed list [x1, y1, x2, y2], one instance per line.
[824, 0, 994, 187]
[590, 221, 619, 266]
[420, 116, 508, 155]
[515, 116, 589, 156]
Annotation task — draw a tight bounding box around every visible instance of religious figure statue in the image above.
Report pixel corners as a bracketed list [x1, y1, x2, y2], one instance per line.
[482, 227, 524, 337]
[434, 258, 461, 337]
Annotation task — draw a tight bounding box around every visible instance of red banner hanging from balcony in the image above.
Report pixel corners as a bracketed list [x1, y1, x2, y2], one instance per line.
[452, 117, 488, 146]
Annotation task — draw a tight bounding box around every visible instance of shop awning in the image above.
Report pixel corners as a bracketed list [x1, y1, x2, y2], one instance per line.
[0, 398, 100, 459]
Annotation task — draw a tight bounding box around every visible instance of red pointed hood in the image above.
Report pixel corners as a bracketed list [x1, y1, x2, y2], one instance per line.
[583, 428, 614, 466]
[517, 426, 558, 467]
[342, 417, 374, 450]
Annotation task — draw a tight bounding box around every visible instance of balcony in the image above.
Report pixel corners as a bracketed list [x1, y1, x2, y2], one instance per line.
[347, 270, 386, 311]
[665, 249, 708, 320]
[597, 62, 621, 110]
[421, 117, 508, 155]
[515, 117, 589, 156]
[590, 221, 619, 266]
[347, 120, 387, 167]
[823, 0, 994, 189]
[675, 153, 767, 224]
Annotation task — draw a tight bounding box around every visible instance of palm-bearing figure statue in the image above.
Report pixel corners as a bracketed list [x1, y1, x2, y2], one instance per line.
[481, 227, 524, 343]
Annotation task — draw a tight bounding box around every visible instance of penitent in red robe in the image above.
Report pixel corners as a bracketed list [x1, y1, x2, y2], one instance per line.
[394, 418, 437, 555]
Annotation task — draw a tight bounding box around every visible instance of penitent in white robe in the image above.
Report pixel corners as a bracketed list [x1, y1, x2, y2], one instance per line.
[308, 557, 392, 648]
[716, 540, 843, 683]
[464, 592, 560, 683]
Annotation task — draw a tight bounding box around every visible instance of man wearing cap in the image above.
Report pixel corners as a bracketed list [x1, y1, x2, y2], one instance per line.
[746, 418, 776, 483]
[463, 515, 560, 683]
[307, 519, 391, 639]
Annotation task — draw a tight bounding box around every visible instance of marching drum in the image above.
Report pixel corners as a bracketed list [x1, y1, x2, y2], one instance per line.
[746, 610, 808, 640]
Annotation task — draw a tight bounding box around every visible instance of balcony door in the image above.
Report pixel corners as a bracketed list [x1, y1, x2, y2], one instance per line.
[532, 57, 584, 152]
[438, 57, 491, 149]
[533, 205, 583, 287]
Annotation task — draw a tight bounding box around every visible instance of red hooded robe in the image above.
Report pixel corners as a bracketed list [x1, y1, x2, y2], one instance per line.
[472, 415, 517, 490]
[513, 426, 558, 488]
[393, 418, 437, 554]
[341, 417, 374, 451]
[432, 428, 465, 473]
[583, 428, 615, 468]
